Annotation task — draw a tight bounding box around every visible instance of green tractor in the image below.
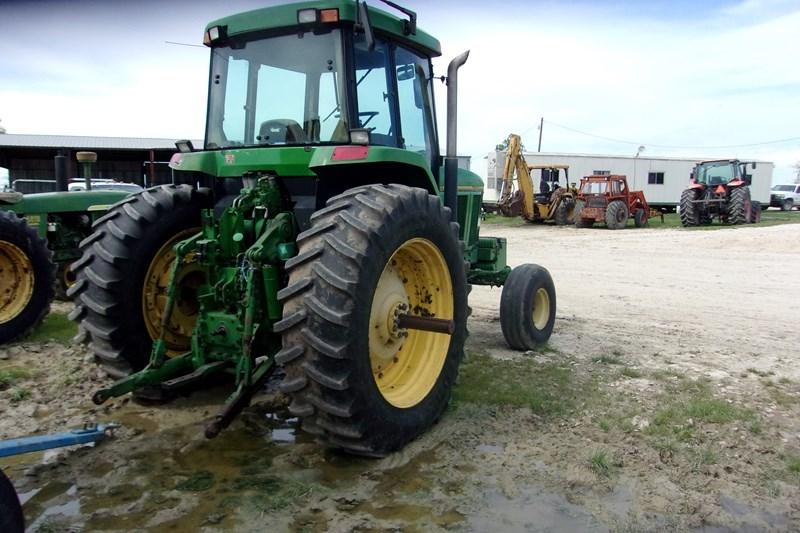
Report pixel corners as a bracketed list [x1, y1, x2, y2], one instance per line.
[0, 157, 133, 343]
[71, 0, 557, 456]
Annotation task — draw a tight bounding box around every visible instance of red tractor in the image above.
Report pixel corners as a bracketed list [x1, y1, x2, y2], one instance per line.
[573, 174, 652, 229]
[679, 159, 759, 226]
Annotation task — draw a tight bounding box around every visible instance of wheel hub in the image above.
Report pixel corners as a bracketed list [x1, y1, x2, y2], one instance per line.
[369, 267, 409, 365]
[0, 241, 34, 324]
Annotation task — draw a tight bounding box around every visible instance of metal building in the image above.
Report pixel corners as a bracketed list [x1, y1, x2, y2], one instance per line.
[486, 151, 774, 208]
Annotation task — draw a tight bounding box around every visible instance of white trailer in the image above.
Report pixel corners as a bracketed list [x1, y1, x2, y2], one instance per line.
[486, 151, 773, 209]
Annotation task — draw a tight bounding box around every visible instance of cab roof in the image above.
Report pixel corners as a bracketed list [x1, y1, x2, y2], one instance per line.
[206, 1, 441, 57]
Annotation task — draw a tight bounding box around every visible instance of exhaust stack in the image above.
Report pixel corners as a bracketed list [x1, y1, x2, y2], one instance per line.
[444, 50, 470, 222]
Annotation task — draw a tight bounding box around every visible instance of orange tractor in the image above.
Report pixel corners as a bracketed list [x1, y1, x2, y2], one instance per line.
[573, 174, 657, 229]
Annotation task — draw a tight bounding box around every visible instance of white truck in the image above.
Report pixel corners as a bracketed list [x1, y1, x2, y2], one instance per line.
[770, 184, 800, 211]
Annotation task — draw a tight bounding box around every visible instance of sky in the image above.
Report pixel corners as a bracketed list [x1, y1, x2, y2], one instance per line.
[1, 0, 799, 184]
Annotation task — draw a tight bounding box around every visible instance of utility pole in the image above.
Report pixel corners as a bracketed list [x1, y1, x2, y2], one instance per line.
[537, 117, 543, 152]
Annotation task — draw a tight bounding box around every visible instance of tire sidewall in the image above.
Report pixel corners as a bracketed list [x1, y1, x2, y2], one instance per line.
[337, 197, 467, 440]
[0, 468, 24, 533]
[0, 212, 54, 343]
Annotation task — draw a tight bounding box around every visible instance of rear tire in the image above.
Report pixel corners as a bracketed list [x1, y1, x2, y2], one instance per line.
[750, 201, 761, 223]
[634, 208, 648, 228]
[0, 468, 24, 533]
[605, 200, 629, 230]
[679, 189, 700, 227]
[728, 187, 751, 225]
[276, 184, 468, 456]
[0, 210, 55, 344]
[69, 185, 208, 377]
[500, 264, 556, 350]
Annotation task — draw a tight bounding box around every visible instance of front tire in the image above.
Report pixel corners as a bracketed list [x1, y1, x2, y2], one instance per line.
[500, 264, 556, 350]
[634, 208, 648, 228]
[605, 200, 629, 229]
[781, 199, 793, 211]
[554, 203, 569, 226]
[0, 210, 55, 344]
[69, 185, 208, 377]
[276, 184, 468, 456]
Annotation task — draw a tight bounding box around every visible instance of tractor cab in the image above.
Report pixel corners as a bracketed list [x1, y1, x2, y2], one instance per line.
[528, 164, 569, 202]
[690, 160, 755, 187]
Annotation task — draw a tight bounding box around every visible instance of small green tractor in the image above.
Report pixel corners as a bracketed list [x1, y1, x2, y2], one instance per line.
[71, 0, 557, 456]
[0, 162, 132, 343]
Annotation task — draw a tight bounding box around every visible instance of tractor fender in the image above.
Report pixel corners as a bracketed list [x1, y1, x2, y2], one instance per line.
[309, 146, 439, 194]
[728, 179, 745, 187]
[688, 182, 705, 190]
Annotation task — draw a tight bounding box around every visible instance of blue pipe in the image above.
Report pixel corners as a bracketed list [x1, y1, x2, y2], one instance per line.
[0, 424, 119, 458]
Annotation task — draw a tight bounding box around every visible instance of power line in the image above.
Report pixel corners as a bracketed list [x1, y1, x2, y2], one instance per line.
[542, 119, 800, 150]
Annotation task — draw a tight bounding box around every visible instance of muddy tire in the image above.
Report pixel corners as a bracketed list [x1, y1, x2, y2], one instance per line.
[605, 200, 629, 230]
[0, 210, 55, 344]
[276, 184, 468, 456]
[0, 468, 24, 533]
[679, 188, 700, 227]
[727, 187, 751, 225]
[780, 199, 793, 211]
[573, 201, 592, 228]
[554, 203, 569, 226]
[69, 185, 208, 378]
[750, 201, 761, 223]
[633, 208, 648, 228]
[499, 264, 556, 350]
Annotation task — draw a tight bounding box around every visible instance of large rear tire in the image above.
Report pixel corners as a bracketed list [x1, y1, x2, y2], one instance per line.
[0, 468, 24, 533]
[69, 185, 208, 377]
[605, 200, 629, 230]
[0, 210, 55, 344]
[679, 189, 700, 227]
[727, 187, 751, 225]
[500, 264, 556, 350]
[276, 184, 468, 456]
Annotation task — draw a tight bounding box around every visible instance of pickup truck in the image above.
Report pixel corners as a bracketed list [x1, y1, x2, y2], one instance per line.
[770, 184, 800, 211]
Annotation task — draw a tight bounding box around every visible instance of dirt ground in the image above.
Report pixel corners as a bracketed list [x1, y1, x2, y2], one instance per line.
[1, 221, 799, 532]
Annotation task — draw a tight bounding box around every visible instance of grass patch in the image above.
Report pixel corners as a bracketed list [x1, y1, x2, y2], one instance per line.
[646, 378, 754, 442]
[619, 367, 644, 379]
[649, 210, 800, 230]
[0, 366, 31, 390]
[762, 379, 799, 406]
[175, 471, 215, 492]
[454, 352, 578, 416]
[480, 213, 529, 227]
[232, 476, 318, 512]
[26, 312, 76, 344]
[10, 388, 31, 403]
[787, 455, 800, 475]
[593, 355, 623, 365]
[588, 449, 613, 477]
[690, 447, 719, 471]
[598, 419, 611, 432]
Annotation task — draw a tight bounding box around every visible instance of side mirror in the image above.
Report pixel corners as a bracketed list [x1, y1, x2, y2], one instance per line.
[396, 64, 415, 81]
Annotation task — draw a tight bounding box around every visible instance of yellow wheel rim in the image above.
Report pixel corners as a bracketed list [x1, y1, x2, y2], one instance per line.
[369, 238, 453, 408]
[532, 287, 550, 330]
[62, 263, 77, 290]
[142, 228, 203, 354]
[0, 241, 35, 324]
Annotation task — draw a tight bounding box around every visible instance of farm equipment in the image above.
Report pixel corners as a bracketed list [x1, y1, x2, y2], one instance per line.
[680, 159, 760, 226]
[573, 174, 656, 229]
[0, 423, 119, 533]
[498, 134, 577, 225]
[70, 0, 557, 457]
[0, 153, 132, 343]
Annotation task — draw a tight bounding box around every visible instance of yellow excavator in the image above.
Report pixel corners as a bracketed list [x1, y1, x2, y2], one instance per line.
[497, 134, 578, 225]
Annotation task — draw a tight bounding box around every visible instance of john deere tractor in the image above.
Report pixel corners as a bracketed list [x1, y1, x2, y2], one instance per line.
[71, 0, 557, 456]
[680, 159, 759, 226]
[0, 158, 133, 344]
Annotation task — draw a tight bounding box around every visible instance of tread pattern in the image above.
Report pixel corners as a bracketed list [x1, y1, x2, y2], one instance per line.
[605, 200, 629, 230]
[679, 188, 700, 227]
[0, 210, 55, 343]
[277, 184, 467, 456]
[727, 186, 751, 225]
[69, 184, 207, 377]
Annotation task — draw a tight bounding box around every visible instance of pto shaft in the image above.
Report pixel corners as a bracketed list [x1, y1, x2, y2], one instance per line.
[396, 314, 454, 335]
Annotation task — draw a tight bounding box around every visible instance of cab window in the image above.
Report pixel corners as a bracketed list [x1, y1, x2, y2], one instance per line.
[394, 46, 434, 161]
[353, 37, 396, 146]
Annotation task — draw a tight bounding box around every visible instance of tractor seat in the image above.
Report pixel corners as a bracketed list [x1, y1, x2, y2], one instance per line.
[257, 119, 307, 145]
[0, 191, 23, 204]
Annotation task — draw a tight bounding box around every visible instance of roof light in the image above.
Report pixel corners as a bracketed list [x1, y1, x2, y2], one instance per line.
[175, 140, 194, 153]
[204, 25, 226, 46]
[319, 8, 339, 22]
[297, 9, 318, 24]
